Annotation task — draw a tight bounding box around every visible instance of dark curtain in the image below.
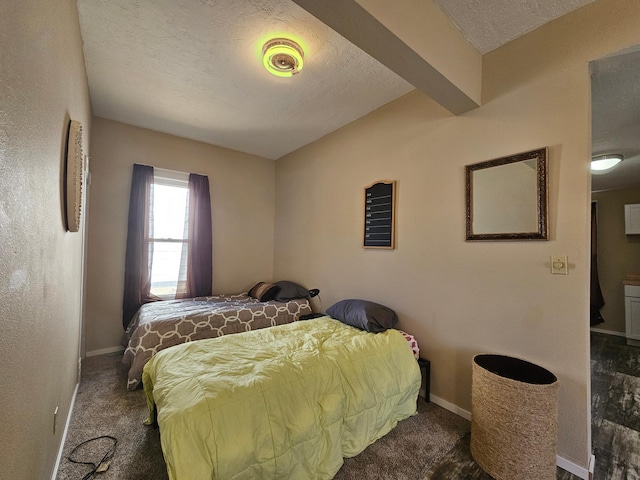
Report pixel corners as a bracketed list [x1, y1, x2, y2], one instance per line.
[183, 173, 212, 298]
[590, 201, 605, 326]
[122, 164, 155, 329]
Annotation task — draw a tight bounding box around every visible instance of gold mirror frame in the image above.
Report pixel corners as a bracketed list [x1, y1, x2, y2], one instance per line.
[465, 147, 549, 241]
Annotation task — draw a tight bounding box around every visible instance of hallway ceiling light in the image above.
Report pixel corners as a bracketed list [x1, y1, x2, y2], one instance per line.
[262, 38, 304, 77]
[591, 154, 623, 172]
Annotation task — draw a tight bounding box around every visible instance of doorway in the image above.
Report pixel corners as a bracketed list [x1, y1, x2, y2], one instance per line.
[589, 46, 640, 478]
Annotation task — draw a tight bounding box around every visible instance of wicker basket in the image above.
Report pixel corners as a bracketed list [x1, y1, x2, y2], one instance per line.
[470, 354, 558, 480]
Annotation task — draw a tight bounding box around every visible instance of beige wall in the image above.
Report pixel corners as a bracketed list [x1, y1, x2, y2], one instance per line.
[84, 118, 276, 353]
[274, 0, 640, 469]
[0, 1, 92, 479]
[592, 188, 640, 334]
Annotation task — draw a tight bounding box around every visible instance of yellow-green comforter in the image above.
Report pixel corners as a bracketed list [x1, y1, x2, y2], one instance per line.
[143, 316, 421, 480]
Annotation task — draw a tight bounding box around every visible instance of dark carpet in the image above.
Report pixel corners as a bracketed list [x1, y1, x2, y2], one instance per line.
[56, 353, 579, 479]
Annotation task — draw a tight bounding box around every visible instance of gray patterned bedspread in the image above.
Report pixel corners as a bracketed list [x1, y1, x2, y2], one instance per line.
[123, 292, 312, 390]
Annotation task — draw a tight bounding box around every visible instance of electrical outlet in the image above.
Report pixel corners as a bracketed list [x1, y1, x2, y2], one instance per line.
[53, 406, 59, 435]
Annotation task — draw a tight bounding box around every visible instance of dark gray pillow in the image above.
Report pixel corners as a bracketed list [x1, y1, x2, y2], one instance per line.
[326, 299, 398, 333]
[273, 281, 309, 301]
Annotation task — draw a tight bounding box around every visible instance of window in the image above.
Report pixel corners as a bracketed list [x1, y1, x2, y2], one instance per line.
[149, 169, 190, 299]
[123, 163, 211, 329]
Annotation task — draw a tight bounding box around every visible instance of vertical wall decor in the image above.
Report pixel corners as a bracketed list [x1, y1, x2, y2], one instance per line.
[64, 119, 84, 232]
[364, 180, 396, 249]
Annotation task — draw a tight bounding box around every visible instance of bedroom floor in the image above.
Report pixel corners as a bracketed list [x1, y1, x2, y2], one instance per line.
[55, 335, 635, 479]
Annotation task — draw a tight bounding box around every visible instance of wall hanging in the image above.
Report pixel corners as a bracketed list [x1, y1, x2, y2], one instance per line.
[466, 147, 548, 241]
[364, 180, 396, 249]
[64, 119, 84, 232]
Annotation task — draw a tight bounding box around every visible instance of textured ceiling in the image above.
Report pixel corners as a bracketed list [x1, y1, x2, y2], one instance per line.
[77, 0, 632, 170]
[434, 0, 596, 54]
[591, 47, 640, 192]
[76, 0, 413, 159]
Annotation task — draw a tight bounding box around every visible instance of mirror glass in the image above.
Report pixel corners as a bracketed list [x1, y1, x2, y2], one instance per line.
[466, 148, 548, 240]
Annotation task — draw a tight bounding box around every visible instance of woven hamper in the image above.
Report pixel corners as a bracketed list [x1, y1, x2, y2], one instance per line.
[470, 354, 558, 480]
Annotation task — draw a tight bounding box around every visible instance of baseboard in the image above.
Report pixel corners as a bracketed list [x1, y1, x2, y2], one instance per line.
[429, 394, 591, 479]
[429, 393, 472, 421]
[85, 346, 124, 357]
[590, 327, 625, 337]
[557, 454, 593, 480]
[51, 382, 79, 480]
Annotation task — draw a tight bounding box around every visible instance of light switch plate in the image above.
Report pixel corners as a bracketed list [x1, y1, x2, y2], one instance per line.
[551, 255, 568, 275]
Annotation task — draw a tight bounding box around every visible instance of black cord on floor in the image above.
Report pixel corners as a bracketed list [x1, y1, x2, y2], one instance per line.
[68, 435, 117, 480]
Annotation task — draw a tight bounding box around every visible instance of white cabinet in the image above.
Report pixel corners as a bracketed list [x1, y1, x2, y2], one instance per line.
[624, 204, 640, 234]
[624, 284, 640, 346]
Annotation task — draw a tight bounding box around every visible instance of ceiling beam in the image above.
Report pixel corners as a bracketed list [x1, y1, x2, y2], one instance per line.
[292, 0, 481, 115]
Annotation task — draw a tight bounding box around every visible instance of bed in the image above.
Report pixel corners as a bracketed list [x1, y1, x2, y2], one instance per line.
[123, 290, 312, 390]
[143, 315, 421, 480]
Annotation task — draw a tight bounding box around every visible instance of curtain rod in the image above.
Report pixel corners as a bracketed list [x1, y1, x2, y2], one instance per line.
[152, 166, 208, 178]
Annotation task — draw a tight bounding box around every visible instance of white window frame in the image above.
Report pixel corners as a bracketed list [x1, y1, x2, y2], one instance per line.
[149, 168, 190, 300]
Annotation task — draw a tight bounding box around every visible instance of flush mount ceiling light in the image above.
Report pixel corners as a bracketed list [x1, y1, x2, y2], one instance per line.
[591, 154, 624, 172]
[262, 38, 304, 77]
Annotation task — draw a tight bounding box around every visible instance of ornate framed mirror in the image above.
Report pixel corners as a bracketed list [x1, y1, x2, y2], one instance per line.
[465, 147, 548, 241]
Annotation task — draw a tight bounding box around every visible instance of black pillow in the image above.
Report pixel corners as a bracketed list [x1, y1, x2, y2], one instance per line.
[273, 280, 309, 301]
[247, 282, 279, 302]
[326, 299, 398, 333]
